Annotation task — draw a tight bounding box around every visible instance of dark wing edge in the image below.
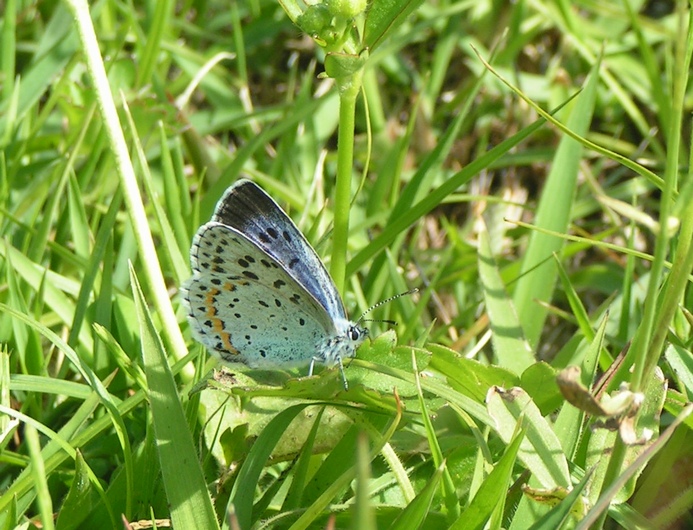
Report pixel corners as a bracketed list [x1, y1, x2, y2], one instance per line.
[210, 179, 348, 321]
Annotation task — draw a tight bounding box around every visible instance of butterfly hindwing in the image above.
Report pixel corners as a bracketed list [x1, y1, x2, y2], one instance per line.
[182, 223, 334, 365]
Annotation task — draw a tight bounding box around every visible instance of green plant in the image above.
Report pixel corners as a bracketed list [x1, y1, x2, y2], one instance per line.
[1, 1, 692, 529]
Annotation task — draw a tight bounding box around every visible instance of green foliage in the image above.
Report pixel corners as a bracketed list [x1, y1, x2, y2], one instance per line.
[2, 0, 693, 529]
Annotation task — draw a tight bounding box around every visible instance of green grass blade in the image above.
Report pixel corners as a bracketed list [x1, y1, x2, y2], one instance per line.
[228, 403, 311, 530]
[289, 408, 402, 530]
[0, 403, 115, 527]
[25, 425, 55, 530]
[352, 432, 377, 530]
[65, 0, 188, 364]
[0, 303, 132, 515]
[388, 461, 443, 530]
[486, 386, 570, 489]
[450, 422, 525, 530]
[131, 265, 220, 530]
[347, 115, 547, 276]
[526, 468, 593, 530]
[512, 60, 600, 346]
[478, 222, 535, 373]
[55, 451, 100, 530]
[413, 351, 459, 522]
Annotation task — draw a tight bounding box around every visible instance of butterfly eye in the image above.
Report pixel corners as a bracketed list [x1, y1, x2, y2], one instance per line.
[349, 327, 361, 341]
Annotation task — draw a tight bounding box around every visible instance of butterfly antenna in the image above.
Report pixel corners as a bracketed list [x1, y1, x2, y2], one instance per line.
[357, 288, 419, 323]
[360, 318, 398, 326]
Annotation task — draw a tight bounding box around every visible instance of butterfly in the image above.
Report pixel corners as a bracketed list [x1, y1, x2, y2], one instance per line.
[181, 179, 368, 388]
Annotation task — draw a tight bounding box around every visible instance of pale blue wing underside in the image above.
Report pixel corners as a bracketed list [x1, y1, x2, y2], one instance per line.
[182, 223, 335, 366]
[210, 179, 347, 322]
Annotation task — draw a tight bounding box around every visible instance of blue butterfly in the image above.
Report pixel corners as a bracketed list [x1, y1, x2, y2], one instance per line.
[181, 180, 368, 388]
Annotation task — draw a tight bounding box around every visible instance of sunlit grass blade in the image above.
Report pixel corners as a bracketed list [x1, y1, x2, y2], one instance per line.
[25, 425, 54, 530]
[1, 242, 93, 351]
[0, 6, 77, 131]
[67, 186, 123, 349]
[290, 402, 403, 530]
[131, 265, 220, 530]
[227, 403, 314, 529]
[388, 461, 443, 530]
[486, 387, 570, 489]
[282, 408, 326, 511]
[0, 304, 132, 516]
[347, 114, 548, 276]
[477, 222, 534, 373]
[511, 60, 600, 346]
[0, 402, 115, 528]
[353, 432, 377, 530]
[413, 350, 459, 523]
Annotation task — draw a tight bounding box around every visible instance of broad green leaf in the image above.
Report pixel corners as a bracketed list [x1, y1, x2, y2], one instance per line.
[487, 386, 570, 489]
[428, 344, 519, 403]
[520, 362, 562, 416]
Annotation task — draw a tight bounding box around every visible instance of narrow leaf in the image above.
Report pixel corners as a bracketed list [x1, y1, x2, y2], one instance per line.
[131, 266, 220, 530]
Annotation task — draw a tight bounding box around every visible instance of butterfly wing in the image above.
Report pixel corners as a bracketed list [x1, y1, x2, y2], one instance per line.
[182, 223, 336, 367]
[210, 180, 348, 322]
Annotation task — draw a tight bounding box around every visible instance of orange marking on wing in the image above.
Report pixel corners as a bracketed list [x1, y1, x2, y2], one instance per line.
[204, 287, 239, 355]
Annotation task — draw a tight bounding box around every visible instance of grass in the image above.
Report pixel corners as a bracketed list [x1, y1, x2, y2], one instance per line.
[2, 0, 693, 529]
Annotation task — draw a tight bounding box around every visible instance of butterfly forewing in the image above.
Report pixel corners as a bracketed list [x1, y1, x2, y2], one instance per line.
[183, 223, 335, 366]
[211, 180, 347, 322]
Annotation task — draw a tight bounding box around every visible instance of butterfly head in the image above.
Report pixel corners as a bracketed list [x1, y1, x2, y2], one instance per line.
[320, 319, 368, 367]
[346, 322, 369, 349]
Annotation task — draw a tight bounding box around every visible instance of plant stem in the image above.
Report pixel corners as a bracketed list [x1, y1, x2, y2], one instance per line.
[331, 70, 363, 294]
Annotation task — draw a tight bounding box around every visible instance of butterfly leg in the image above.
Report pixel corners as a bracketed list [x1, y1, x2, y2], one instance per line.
[309, 356, 348, 390]
[338, 357, 349, 391]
